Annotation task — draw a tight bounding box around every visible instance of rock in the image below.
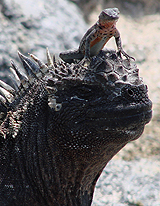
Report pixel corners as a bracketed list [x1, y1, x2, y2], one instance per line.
[92, 157, 160, 206]
[103, 0, 160, 17]
[0, 0, 87, 82]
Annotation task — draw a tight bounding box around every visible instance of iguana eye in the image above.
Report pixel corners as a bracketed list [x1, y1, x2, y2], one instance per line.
[76, 87, 92, 97]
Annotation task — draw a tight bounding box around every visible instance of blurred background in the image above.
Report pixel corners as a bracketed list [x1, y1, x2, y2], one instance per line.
[0, 0, 160, 205]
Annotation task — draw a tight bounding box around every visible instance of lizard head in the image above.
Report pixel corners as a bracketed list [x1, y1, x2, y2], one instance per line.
[99, 8, 120, 23]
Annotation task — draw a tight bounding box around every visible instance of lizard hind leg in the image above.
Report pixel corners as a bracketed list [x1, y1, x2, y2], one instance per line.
[59, 50, 84, 63]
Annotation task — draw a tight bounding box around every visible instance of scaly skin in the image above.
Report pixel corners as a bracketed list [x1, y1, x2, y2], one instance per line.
[0, 50, 152, 206]
[59, 8, 134, 64]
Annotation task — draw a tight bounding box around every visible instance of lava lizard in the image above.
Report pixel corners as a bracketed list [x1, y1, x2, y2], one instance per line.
[59, 8, 134, 64]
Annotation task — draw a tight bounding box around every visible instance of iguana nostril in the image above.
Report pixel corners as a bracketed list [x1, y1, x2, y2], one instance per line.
[127, 88, 134, 96]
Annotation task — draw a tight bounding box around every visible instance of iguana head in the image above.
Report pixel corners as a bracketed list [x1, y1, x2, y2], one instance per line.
[0, 49, 152, 147]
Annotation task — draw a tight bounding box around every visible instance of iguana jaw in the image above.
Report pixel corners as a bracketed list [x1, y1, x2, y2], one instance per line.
[84, 99, 152, 130]
[55, 83, 152, 129]
[50, 93, 152, 150]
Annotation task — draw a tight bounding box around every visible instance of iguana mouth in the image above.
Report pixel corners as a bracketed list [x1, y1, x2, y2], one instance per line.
[77, 99, 152, 131]
[102, 107, 152, 130]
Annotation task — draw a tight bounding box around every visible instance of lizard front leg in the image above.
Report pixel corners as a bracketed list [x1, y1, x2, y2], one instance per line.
[115, 31, 135, 61]
[79, 29, 97, 66]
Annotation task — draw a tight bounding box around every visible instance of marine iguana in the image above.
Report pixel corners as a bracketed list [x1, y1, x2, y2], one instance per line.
[0, 49, 152, 206]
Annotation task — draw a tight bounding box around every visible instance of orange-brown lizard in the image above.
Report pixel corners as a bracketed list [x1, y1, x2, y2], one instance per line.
[59, 8, 134, 64]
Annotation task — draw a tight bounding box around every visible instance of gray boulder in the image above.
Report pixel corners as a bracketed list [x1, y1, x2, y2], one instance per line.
[93, 157, 160, 205]
[0, 0, 87, 80]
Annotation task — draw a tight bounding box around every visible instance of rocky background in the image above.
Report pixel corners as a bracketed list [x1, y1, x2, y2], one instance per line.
[0, 0, 87, 83]
[0, 0, 160, 205]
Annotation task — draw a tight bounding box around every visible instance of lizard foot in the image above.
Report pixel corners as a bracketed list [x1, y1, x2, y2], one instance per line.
[79, 57, 91, 67]
[117, 50, 135, 61]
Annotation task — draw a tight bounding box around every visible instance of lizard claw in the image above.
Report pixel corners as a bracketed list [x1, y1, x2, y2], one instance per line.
[117, 50, 135, 61]
[79, 57, 91, 67]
